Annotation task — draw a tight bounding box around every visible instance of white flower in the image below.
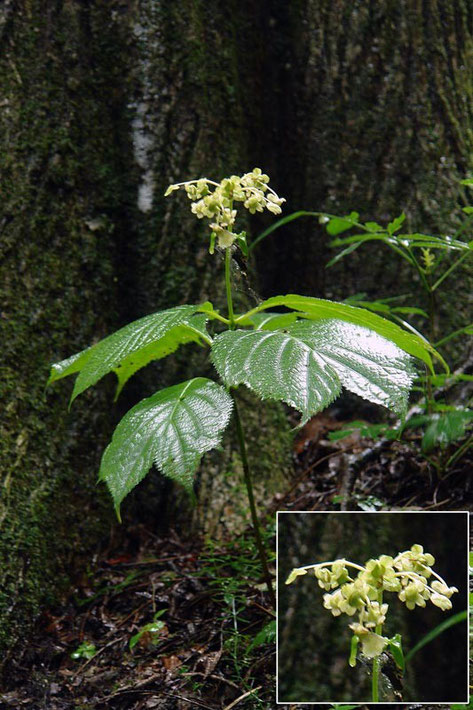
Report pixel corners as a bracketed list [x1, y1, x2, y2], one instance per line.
[164, 170, 285, 250]
[431, 593, 453, 611]
[360, 632, 388, 658]
[285, 567, 307, 585]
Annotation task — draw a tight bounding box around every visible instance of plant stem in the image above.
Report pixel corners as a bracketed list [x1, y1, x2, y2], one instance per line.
[446, 430, 473, 469]
[223, 246, 274, 606]
[372, 655, 380, 702]
[231, 392, 276, 607]
[372, 590, 383, 702]
[225, 247, 235, 329]
[432, 250, 469, 291]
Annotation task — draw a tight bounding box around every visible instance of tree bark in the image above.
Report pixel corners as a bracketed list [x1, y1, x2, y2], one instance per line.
[0, 0, 292, 659]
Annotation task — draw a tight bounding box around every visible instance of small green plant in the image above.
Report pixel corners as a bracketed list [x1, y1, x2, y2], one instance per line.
[70, 640, 97, 660]
[286, 544, 458, 702]
[129, 609, 166, 650]
[49, 169, 438, 606]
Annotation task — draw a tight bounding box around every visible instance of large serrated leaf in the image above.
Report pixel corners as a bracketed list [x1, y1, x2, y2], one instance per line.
[112, 314, 209, 400]
[211, 320, 416, 423]
[237, 311, 299, 331]
[49, 305, 211, 402]
[241, 294, 441, 372]
[99, 377, 233, 511]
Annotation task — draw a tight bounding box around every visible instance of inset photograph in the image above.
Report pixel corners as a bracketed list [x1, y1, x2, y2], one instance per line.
[277, 511, 468, 704]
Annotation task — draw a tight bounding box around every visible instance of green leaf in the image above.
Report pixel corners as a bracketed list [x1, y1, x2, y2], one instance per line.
[71, 641, 97, 660]
[129, 610, 166, 650]
[211, 320, 416, 423]
[329, 233, 388, 247]
[236, 231, 248, 257]
[99, 378, 233, 512]
[391, 306, 428, 317]
[246, 620, 276, 653]
[346, 299, 391, 314]
[388, 633, 405, 673]
[113, 314, 209, 400]
[364, 221, 384, 232]
[326, 212, 360, 235]
[404, 610, 467, 663]
[47, 347, 93, 385]
[328, 421, 393, 442]
[49, 305, 211, 403]
[387, 212, 406, 235]
[241, 294, 440, 372]
[462, 206, 473, 214]
[238, 311, 299, 330]
[421, 409, 473, 453]
[460, 178, 473, 186]
[326, 241, 364, 267]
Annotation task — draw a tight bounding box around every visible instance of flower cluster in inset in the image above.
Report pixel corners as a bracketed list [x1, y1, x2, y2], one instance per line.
[285, 544, 458, 658]
[164, 168, 285, 251]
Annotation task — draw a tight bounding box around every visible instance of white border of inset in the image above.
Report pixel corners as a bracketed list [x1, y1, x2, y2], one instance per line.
[276, 510, 469, 705]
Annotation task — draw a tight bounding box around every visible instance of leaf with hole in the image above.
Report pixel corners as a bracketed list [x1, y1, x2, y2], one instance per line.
[99, 378, 233, 512]
[211, 319, 416, 424]
[49, 305, 211, 402]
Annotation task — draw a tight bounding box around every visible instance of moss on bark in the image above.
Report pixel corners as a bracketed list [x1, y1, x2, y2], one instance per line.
[0, 0, 292, 659]
[0, 0, 141, 657]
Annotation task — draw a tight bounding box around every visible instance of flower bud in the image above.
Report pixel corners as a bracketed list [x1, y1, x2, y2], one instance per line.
[431, 593, 453, 611]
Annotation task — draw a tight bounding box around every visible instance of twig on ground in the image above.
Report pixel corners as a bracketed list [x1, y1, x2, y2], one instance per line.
[222, 686, 262, 710]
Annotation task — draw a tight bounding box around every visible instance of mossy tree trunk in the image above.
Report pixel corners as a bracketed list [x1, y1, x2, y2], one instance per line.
[1, 0, 133, 659]
[0, 0, 292, 660]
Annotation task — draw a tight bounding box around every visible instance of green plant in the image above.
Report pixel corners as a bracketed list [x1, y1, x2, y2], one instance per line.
[286, 544, 458, 702]
[252, 195, 473, 471]
[49, 169, 437, 606]
[318, 202, 473, 469]
[70, 640, 97, 660]
[129, 609, 167, 650]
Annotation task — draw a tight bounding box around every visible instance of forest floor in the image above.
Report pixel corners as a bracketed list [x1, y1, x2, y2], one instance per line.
[1, 409, 471, 710]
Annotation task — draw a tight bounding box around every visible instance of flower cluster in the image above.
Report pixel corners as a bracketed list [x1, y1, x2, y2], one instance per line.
[164, 168, 285, 250]
[285, 544, 458, 659]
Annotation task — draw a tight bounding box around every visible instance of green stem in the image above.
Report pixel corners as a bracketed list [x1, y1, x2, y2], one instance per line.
[372, 656, 380, 702]
[232, 393, 276, 607]
[432, 250, 470, 292]
[446, 430, 473, 469]
[372, 591, 383, 702]
[225, 248, 235, 329]
[435, 323, 473, 348]
[223, 248, 274, 606]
